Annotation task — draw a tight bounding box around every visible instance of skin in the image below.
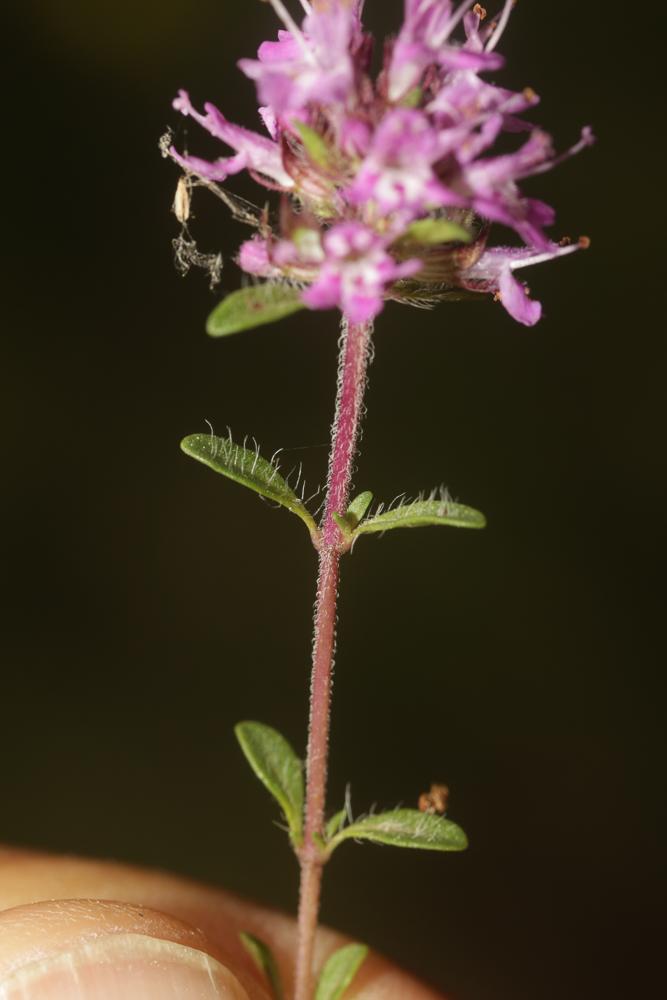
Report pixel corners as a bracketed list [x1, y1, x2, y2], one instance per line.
[0, 847, 446, 999]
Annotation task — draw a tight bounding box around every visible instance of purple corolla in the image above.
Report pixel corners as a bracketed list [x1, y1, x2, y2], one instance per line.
[347, 109, 454, 218]
[459, 238, 590, 326]
[301, 223, 422, 323]
[238, 3, 358, 115]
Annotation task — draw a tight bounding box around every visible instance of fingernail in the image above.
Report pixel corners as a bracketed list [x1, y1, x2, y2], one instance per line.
[1, 933, 250, 999]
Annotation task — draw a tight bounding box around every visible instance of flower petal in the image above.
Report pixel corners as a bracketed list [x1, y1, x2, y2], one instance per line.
[498, 266, 542, 326]
[172, 90, 293, 189]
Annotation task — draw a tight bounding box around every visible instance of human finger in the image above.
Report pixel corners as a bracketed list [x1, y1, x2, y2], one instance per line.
[0, 847, 445, 999]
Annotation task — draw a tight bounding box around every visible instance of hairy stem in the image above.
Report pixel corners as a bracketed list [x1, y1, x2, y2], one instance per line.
[293, 317, 373, 1000]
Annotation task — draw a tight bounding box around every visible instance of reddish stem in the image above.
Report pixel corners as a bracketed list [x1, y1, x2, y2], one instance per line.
[293, 318, 373, 1000]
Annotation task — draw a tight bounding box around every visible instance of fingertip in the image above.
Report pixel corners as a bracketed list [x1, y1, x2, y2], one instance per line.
[0, 899, 260, 999]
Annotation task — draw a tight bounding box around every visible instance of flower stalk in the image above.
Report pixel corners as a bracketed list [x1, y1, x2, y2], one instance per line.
[295, 317, 372, 1000]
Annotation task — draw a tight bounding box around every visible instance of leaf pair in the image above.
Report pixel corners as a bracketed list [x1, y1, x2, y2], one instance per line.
[235, 722, 468, 857]
[181, 433, 486, 546]
[241, 932, 368, 1000]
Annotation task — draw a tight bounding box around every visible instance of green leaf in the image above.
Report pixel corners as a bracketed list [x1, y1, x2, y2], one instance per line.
[325, 808, 348, 841]
[401, 218, 472, 245]
[235, 722, 304, 846]
[180, 433, 318, 538]
[292, 119, 333, 169]
[328, 809, 468, 853]
[353, 496, 485, 537]
[345, 491, 373, 528]
[240, 932, 284, 1000]
[206, 284, 305, 337]
[315, 943, 369, 1000]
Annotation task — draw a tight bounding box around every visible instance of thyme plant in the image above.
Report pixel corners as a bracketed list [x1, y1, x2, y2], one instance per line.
[163, 2, 592, 997]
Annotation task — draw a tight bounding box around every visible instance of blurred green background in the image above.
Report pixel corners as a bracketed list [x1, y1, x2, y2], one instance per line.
[1, 2, 663, 998]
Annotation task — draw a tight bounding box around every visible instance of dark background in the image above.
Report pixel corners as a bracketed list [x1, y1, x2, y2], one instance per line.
[1, 2, 663, 998]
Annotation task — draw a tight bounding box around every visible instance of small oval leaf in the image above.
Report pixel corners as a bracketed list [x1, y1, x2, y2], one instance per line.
[329, 808, 468, 852]
[333, 491, 374, 542]
[315, 943, 369, 1000]
[240, 932, 284, 1000]
[235, 721, 304, 846]
[345, 491, 373, 527]
[206, 284, 305, 337]
[181, 433, 318, 538]
[354, 497, 485, 537]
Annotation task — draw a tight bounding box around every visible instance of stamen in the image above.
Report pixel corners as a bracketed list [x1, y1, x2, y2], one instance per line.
[473, 4, 487, 19]
[578, 235, 591, 249]
[523, 87, 538, 103]
[433, 0, 477, 48]
[486, 0, 516, 52]
[528, 127, 595, 178]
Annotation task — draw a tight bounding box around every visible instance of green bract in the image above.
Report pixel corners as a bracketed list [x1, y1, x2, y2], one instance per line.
[235, 722, 304, 847]
[206, 284, 305, 337]
[180, 433, 318, 539]
[401, 217, 472, 245]
[327, 808, 468, 853]
[315, 943, 369, 1000]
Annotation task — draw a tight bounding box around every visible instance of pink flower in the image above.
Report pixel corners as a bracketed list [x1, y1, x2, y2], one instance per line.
[302, 223, 422, 324]
[347, 109, 453, 217]
[388, 0, 505, 102]
[171, 90, 293, 190]
[454, 127, 595, 249]
[459, 239, 589, 326]
[238, 3, 359, 115]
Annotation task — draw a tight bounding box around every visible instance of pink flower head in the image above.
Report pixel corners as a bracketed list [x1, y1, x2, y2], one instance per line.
[167, 0, 593, 327]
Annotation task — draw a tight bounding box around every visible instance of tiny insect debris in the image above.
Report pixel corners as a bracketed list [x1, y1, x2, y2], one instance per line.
[418, 783, 450, 815]
[173, 175, 191, 225]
